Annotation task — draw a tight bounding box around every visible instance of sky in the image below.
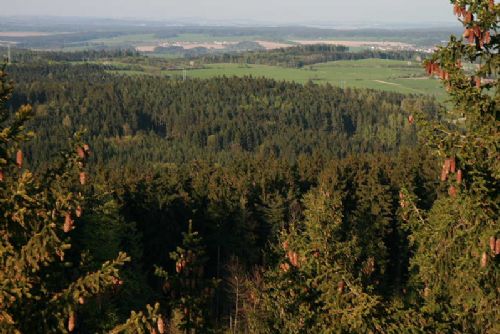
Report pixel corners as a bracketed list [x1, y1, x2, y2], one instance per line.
[0, 0, 456, 25]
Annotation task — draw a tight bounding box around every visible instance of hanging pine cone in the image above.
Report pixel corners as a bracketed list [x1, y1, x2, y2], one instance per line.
[0, 169, 3, 182]
[76, 147, 85, 159]
[448, 185, 457, 197]
[464, 11, 473, 23]
[475, 76, 482, 89]
[79, 172, 87, 185]
[456, 170, 463, 184]
[280, 262, 291, 272]
[484, 31, 491, 44]
[157, 317, 166, 334]
[78, 297, 85, 305]
[441, 159, 451, 181]
[480, 252, 488, 268]
[176, 259, 186, 273]
[68, 312, 76, 332]
[76, 206, 83, 218]
[440, 168, 448, 182]
[64, 213, 74, 233]
[16, 150, 23, 168]
[288, 251, 299, 267]
[489, 236, 496, 253]
[468, 29, 475, 43]
[496, 239, 500, 256]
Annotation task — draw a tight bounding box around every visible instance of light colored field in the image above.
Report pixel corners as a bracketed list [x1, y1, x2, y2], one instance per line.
[139, 40, 293, 52]
[167, 33, 263, 43]
[167, 41, 236, 49]
[256, 40, 294, 49]
[293, 40, 414, 48]
[136, 45, 157, 52]
[154, 59, 443, 97]
[0, 31, 61, 37]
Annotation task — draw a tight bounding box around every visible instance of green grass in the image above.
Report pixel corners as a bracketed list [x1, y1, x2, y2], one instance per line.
[159, 59, 444, 97]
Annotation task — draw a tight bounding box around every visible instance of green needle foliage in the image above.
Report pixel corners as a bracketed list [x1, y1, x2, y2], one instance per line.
[0, 64, 160, 333]
[255, 190, 388, 333]
[402, 0, 499, 332]
[156, 221, 218, 333]
[252, 1, 498, 333]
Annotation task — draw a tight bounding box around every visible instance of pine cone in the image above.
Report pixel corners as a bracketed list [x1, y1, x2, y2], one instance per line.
[448, 186, 457, 197]
[68, 312, 76, 332]
[64, 213, 74, 233]
[76, 147, 85, 159]
[16, 150, 23, 168]
[79, 172, 87, 185]
[157, 317, 166, 334]
[489, 236, 496, 253]
[480, 252, 488, 268]
[76, 206, 83, 218]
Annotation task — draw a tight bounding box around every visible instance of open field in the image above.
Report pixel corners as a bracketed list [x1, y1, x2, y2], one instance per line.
[155, 59, 444, 97]
[256, 40, 295, 49]
[293, 40, 414, 48]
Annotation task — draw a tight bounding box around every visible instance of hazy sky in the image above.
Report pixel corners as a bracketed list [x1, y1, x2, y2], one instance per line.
[1, 0, 456, 24]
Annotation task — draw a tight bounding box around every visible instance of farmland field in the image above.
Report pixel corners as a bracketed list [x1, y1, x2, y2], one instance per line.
[153, 59, 444, 97]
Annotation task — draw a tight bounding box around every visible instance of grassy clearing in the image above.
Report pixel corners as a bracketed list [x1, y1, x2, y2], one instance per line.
[159, 59, 444, 97]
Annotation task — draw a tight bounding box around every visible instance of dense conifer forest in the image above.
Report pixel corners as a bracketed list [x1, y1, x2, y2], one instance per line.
[7, 62, 435, 168]
[194, 45, 425, 68]
[0, 0, 498, 333]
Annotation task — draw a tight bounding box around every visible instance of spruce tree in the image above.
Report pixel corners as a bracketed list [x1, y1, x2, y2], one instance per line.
[402, 0, 499, 332]
[156, 221, 218, 333]
[0, 65, 161, 333]
[253, 189, 404, 333]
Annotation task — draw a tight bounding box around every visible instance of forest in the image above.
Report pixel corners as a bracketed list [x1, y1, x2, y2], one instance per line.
[193, 45, 425, 68]
[0, 1, 498, 333]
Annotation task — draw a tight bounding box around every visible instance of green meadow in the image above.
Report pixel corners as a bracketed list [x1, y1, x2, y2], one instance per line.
[107, 58, 445, 98]
[164, 59, 444, 97]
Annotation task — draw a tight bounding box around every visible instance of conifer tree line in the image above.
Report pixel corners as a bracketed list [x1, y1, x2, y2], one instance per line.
[0, 0, 498, 333]
[2, 45, 421, 69]
[192, 45, 424, 68]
